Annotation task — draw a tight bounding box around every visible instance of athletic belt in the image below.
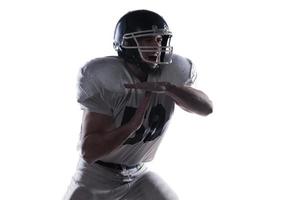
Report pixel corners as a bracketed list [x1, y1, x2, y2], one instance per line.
[95, 160, 140, 170]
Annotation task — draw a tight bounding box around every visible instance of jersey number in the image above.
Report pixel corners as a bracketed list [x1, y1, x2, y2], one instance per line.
[121, 104, 167, 145]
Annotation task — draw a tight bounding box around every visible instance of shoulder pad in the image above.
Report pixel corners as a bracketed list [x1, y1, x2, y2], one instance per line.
[160, 54, 196, 86]
[79, 56, 128, 92]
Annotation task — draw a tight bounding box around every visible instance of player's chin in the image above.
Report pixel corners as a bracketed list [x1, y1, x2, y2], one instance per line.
[140, 55, 161, 73]
[146, 63, 160, 73]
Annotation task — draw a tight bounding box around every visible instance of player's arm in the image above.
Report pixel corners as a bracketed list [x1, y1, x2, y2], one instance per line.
[124, 82, 212, 116]
[165, 84, 212, 116]
[81, 93, 151, 164]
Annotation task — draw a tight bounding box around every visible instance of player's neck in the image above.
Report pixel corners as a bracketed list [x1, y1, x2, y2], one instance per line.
[125, 62, 148, 82]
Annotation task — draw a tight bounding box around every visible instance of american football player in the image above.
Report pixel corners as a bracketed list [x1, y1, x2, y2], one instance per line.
[64, 9, 213, 200]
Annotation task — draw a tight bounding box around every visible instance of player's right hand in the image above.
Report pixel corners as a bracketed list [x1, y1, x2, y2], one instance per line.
[128, 92, 152, 131]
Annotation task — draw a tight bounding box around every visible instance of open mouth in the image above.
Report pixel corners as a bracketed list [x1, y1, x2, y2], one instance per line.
[148, 55, 158, 60]
[147, 53, 160, 61]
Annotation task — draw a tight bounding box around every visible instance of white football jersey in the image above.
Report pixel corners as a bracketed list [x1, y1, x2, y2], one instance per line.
[77, 54, 196, 165]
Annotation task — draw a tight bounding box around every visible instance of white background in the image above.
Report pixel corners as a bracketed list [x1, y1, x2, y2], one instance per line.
[0, 0, 300, 199]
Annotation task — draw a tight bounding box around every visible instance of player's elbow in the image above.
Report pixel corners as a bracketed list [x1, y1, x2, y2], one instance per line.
[81, 137, 97, 164]
[81, 135, 111, 164]
[81, 152, 95, 165]
[81, 147, 95, 165]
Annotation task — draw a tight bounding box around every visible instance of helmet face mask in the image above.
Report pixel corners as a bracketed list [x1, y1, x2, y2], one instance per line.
[113, 10, 173, 71]
[120, 27, 173, 66]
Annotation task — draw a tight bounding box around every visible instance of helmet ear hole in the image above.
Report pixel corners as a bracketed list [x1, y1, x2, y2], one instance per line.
[113, 41, 119, 50]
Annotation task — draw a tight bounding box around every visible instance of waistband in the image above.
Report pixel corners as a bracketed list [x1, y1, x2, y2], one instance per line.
[95, 160, 141, 171]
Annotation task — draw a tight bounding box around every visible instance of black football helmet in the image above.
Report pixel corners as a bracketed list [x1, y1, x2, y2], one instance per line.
[113, 10, 173, 70]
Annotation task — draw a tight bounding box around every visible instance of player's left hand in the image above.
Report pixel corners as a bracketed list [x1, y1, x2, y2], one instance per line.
[124, 82, 173, 93]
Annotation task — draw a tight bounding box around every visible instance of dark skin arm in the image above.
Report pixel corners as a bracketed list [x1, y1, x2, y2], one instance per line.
[124, 82, 213, 116]
[81, 92, 152, 164]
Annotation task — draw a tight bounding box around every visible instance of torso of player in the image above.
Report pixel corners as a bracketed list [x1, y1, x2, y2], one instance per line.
[77, 54, 195, 165]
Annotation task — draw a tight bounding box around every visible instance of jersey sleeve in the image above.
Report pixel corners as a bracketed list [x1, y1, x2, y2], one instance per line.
[76, 67, 113, 116]
[161, 54, 198, 86]
[184, 58, 197, 86]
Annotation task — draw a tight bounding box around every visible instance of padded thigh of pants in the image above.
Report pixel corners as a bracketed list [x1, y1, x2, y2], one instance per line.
[121, 171, 179, 200]
[64, 181, 94, 200]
